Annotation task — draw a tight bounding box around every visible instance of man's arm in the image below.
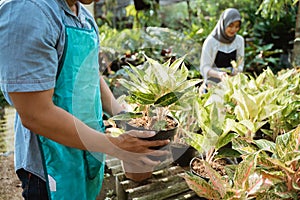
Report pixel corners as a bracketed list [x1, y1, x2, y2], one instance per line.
[9, 89, 169, 167]
[99, 76, 123, 116]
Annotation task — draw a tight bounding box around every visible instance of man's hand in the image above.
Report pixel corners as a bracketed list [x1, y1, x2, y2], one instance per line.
[106, 130, 170, 172]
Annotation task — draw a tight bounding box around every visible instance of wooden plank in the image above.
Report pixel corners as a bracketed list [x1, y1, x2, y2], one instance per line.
[132, 182, 190, 200]
[106, 151, 198, 199]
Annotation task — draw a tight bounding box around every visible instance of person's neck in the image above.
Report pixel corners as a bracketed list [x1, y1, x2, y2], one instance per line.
[65, 0, 78, 15]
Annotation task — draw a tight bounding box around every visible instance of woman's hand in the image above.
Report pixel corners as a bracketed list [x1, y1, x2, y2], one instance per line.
[218, 71, 228, 81]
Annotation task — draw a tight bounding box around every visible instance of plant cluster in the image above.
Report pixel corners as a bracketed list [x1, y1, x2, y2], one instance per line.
[183, 67, 300, 199]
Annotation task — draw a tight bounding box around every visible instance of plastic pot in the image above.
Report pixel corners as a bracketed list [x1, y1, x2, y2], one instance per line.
[171, 143, 197, 167]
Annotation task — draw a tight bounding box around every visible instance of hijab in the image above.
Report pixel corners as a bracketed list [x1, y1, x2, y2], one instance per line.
[211, 8, 241, 44]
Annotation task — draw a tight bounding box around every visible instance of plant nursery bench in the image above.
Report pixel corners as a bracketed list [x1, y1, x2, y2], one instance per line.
[105, 155, 200, 200]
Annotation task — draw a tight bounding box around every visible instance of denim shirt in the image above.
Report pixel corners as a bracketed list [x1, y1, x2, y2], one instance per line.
[0, 0, 99, 180]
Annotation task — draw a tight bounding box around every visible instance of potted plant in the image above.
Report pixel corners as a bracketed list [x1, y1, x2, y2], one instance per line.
[185, 98, 240, 180]
[183, 151, 275, 200]
[111, 55, 200, 181]
[249, 125, 300, 199]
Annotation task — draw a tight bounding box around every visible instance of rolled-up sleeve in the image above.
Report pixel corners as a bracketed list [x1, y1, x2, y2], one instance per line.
[0, 1, 59, 94]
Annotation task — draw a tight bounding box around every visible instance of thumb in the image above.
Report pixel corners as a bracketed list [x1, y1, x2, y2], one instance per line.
[127, 130, 156, 139]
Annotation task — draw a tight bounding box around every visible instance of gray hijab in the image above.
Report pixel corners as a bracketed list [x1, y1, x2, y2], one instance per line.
[211, 8, 241, 44]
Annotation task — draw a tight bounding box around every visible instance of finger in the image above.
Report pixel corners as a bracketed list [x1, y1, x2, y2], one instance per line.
[142, 139, 170, 148]
[126, 130, 156, 138]
[146, 149, 171, 157]
[140, 156, 160, 166]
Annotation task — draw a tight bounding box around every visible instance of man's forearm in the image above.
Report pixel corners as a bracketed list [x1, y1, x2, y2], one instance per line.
[99, 76, 123, 116]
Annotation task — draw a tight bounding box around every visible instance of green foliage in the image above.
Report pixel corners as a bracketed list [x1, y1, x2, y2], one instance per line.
[184, 66, 300, 199]
[256, 0, 298, 20]
[183, 152, 274, 199]
[99, 25, 201, 70]
[213, 68, 300, 140]
[111, 55, 200, 131]
[0, 91, 8, 108]
[237, 126, 300, 199]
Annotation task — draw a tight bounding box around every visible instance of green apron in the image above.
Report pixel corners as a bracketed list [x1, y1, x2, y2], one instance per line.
[37, 19, 105, 200]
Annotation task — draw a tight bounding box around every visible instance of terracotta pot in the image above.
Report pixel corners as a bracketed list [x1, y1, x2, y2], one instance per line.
[121, 161, 153, 182]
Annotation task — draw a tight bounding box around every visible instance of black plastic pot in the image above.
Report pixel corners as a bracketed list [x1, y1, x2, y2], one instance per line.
[171, 143, 197, 167]
[124, 117, 178, 162]
[189, 157, 210, 182]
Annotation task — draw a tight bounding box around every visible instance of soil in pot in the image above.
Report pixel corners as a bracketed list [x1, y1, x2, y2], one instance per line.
[171, 143, 197, 167]
[125, 115, 177, 140]
[125, 115, 178, 162]
[190, 157, 227, 181]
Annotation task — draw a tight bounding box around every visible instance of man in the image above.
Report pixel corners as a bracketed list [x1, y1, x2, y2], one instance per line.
[0, 0, 169, 199]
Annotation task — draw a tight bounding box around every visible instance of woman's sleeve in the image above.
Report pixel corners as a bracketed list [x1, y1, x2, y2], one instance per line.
[236, 35, 245, 72]
[200, 37, 217, 80]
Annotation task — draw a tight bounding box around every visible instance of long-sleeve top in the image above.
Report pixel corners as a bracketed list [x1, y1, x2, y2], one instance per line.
[200, 34, 244, 81]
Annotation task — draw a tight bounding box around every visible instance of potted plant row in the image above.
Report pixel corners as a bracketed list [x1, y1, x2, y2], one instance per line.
[182, 67, 300, 199]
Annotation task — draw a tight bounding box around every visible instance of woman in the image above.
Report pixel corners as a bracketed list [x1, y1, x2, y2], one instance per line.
[200, 8, 244, 86]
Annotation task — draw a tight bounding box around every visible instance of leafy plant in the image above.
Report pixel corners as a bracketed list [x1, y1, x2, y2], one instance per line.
[183, 152, 274, 200]
[212, 68, 299, 141]
[112, 55, 200, 131]
[231, 126, 300, 199]
[184, 94, 239, 163]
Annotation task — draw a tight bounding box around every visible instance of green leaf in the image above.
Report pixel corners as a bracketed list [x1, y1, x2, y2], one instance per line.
[232, 138, 258, 155]
[182, 171, 221, 199]
[233, 153, 258, 190]
[275, 127, 299, 160]
[110, 112, 143, 121]
[203, 160, 228, 198]
[154, 92, 182, 107]
[131, 91, 156, 105]
[119, 78, 149, 94]
[232, 89, 258, 120]
[254, 139, 276, 153]
[216, 132, 237, 150]
[173, 79, 201, 92]
[173, 62, 189, 84]
[266, 157, 294, 174]
[185, 131, 204, 153]
[284, 151, 300, 166]
[169, 55, 185, 72]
